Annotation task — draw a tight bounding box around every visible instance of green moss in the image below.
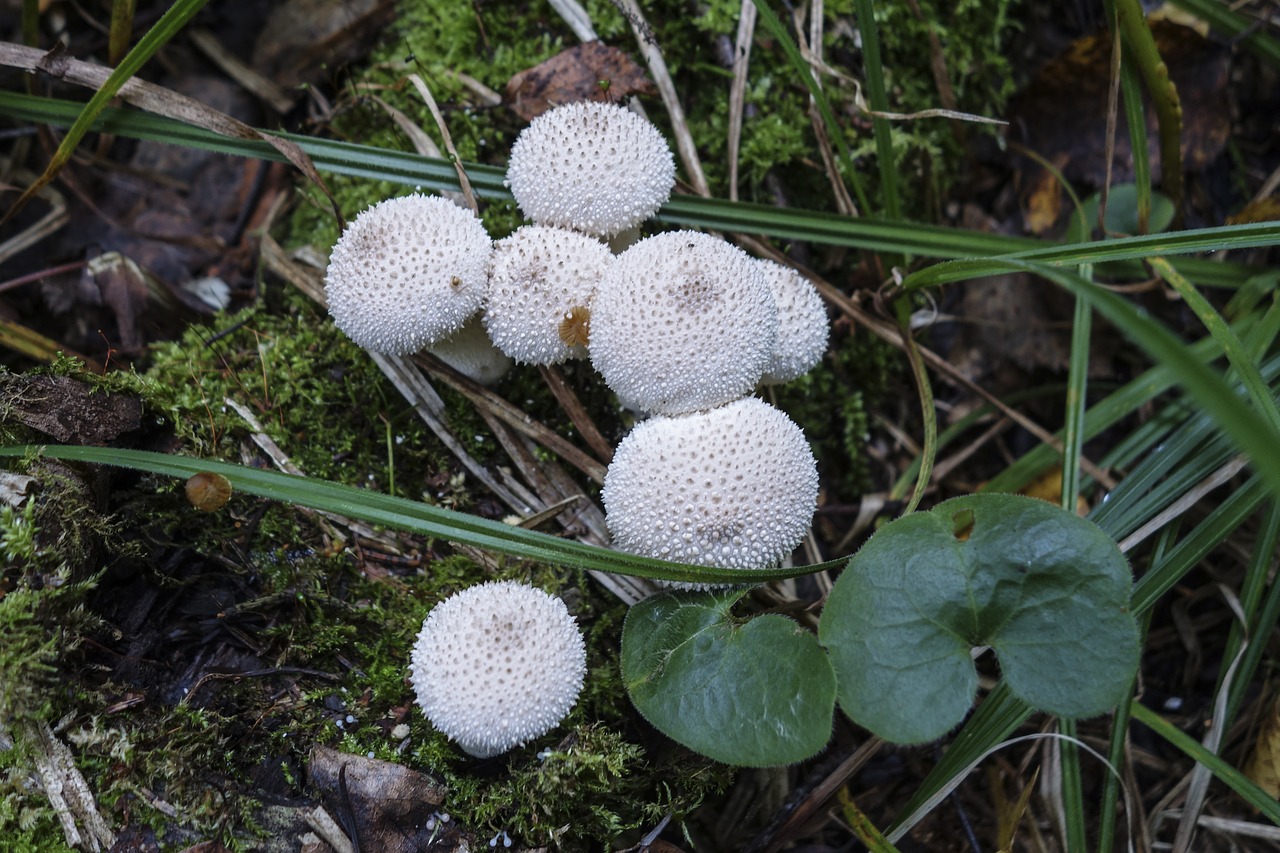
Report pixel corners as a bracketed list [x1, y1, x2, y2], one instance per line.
[135, 293, 460, 494]
[319, 563, 728, 851]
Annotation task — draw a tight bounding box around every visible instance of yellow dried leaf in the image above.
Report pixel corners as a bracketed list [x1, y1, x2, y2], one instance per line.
[1020, 466, 1090, 515]
[1245, 694, 1280, 799]
[1226, 197, 1280, 226]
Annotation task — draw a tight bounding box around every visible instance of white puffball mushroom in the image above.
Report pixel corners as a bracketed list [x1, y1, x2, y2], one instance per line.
[506, 101, 676, 238]
[483, 225, 613, 365]
[590, 231, 778, 415]
[409, 581, 586, 758]
[324, 194, 492, 355]
[602, 398, 819, 571]
[757, 260, 830, 385]
[429, 314, 513, 386]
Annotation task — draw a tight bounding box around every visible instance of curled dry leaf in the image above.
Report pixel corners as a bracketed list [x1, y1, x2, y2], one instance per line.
[505, 41, 655, 122]
[308, 745, 461, 853]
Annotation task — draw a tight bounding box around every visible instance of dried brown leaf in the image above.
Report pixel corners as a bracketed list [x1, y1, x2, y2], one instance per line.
[0, 373, 141, 444]
[505, 41, 654, 122]
[308, 745, 463, 853]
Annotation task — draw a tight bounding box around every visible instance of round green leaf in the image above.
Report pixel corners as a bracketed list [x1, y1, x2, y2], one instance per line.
[1067, 183, 1176, 241]
[819, 494, 1139, 744]
[621, 589, 836, 767]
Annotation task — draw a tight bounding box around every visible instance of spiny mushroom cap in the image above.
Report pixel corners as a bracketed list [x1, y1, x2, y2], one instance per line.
[409, 581, 586, 758]
[324, 194, 492, 355]
[590, 231, 778, 415]
[429, 314, 513, 386]
[757, 260, 830, 384]
[602, 398, 819, 571]
[506, 101, 676, 238]
[483, 225, 613, 365]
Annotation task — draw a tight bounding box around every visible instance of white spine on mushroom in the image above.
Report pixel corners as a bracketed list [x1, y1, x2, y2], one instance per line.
[590, 231, 779, 416]
[483, 225, 613, 365]
[409, 581, 586, 758]
[757, 259, 830, 385]
[505, 101, 676, 238]
[324, 194, 492, 355]
[428, 314, 513, 385]
[602, 398, 818, 573]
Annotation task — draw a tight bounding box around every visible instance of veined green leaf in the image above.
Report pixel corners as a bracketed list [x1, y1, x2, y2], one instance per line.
[819, 494, 1138, 744]
[621, 588, 836, 766]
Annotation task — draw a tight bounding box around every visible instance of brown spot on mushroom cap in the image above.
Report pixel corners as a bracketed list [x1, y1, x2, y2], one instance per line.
[483, 225, 610, 365]
[408, 581, 586, 758]
[557, 306, 591, 349]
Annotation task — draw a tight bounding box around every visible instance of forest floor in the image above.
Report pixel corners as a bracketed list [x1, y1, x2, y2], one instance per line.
[2, 1, 1280, 851]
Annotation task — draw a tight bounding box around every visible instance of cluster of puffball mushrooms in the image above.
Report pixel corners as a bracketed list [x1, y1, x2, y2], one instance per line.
[325, 101, 829, 758]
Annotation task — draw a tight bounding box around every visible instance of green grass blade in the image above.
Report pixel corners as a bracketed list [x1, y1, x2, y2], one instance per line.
[1130, 475, 1269, 615]
[750, 0, 872, 215]
[1057, 268, 1094, 851]
[1167, 0, 1280, 67]
[1119, 48, 1152, 232]
[1058, 718, 1088, 852]
[982, 332, 1268, 496]
[0, 89, 1262, 288]
[1129, 700, 1280, 824]
[1096, 609, 1152, 853]
[852, 0, 900, 220]
[908, 259, 1280, 499]
[1151, 257, 1280, 435]
[0, 445, 844, 584]
[1087, 351, 1280, 539]
[1061, 275, 1092, 509]
[1223, 501, 1280, 725]
[1115, 0, 1183, 214]
[903, 223, 1280, 288]
[108, 0, 137, 67]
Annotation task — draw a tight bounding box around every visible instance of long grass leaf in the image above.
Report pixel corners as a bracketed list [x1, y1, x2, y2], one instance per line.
[0, 445, 844, 584]
[908, 259, 1280, 499]
[1130, 701, 1280, 824]
[1130, 475, 1269, 615]
[1222, 501, 1280, 725]
[903, 224, 1280, 288]
[1226, 502, 1280, 724]
[851, 0, 900, 220]
[1150, 257, 1280, 434]
[1166, 0, 1280, 67]
[0, 90, 1262, 288]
